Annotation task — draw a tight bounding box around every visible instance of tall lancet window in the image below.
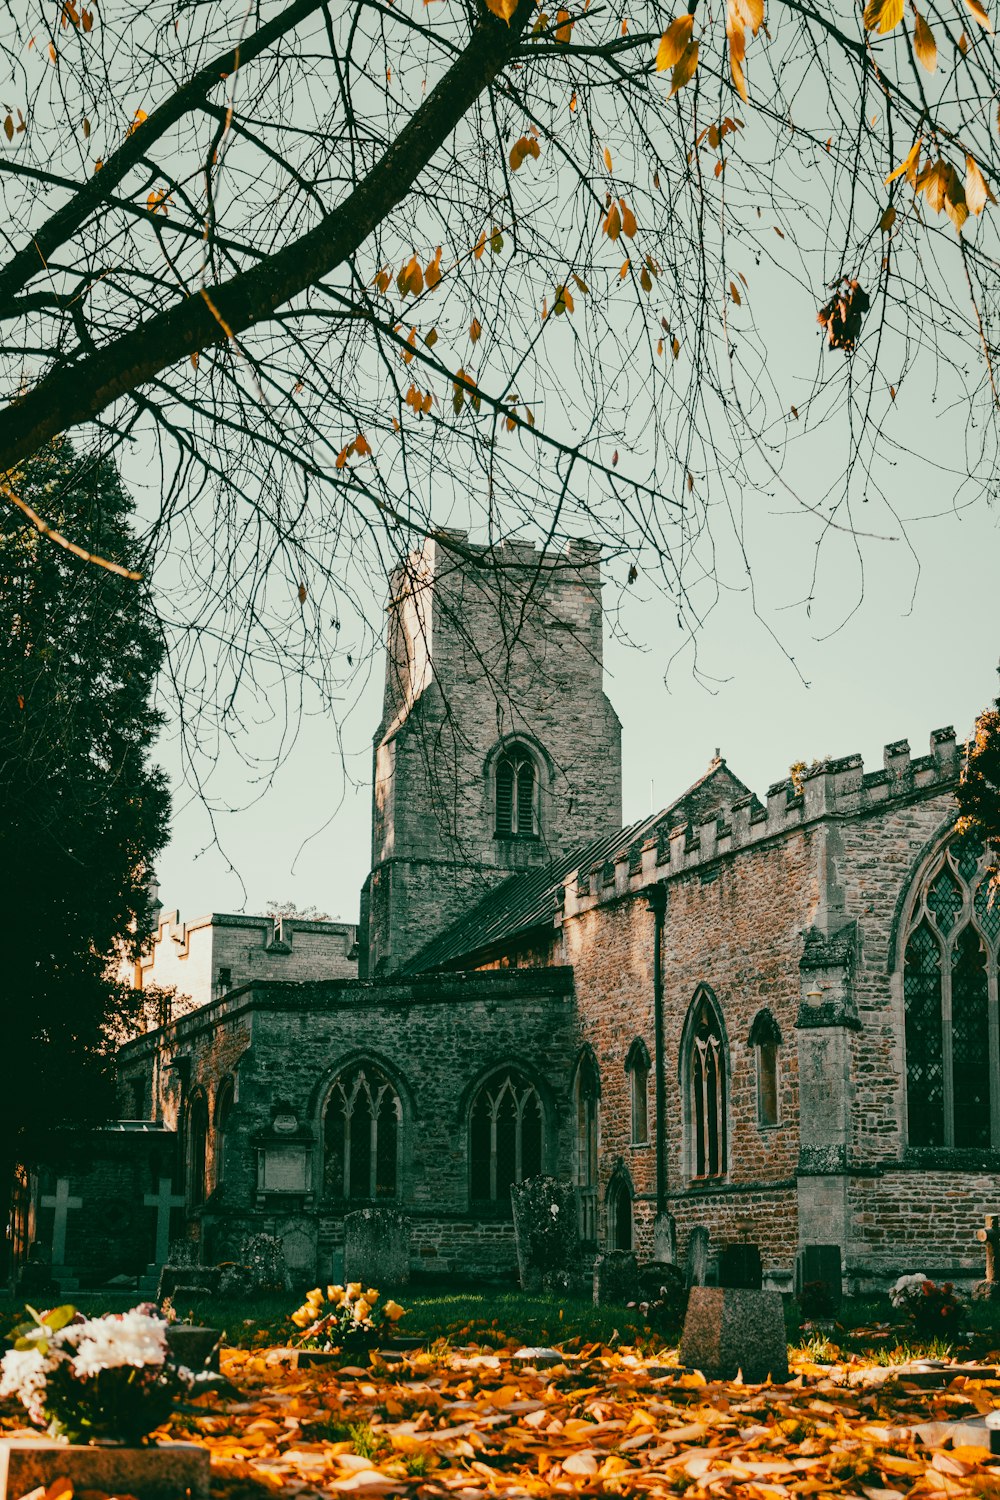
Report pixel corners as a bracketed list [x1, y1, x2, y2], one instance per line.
[902, 831, 998, 1148]
[685, 989, 727, 1180]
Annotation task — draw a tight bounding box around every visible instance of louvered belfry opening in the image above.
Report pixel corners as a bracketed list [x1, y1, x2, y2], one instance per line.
[495, 748, 536, 837]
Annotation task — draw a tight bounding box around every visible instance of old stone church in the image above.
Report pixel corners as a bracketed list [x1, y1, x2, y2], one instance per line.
[19, 534, 997, 1292]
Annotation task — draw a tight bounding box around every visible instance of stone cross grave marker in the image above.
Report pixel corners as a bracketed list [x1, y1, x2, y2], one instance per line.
[144, 1178, 187, 1267]
[974, 1213, 1000, 1301]
[41, 1178, 82, 1265]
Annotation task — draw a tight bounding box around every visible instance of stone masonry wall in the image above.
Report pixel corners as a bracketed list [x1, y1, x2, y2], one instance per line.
[118, 970, 577, 1280]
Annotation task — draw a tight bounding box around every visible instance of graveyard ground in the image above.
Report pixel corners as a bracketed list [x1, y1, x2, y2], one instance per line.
[6, 1293, 1000, 1496]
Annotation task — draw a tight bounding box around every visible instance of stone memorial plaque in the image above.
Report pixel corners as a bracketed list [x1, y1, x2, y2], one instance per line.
[259, 1144, 309, 1193]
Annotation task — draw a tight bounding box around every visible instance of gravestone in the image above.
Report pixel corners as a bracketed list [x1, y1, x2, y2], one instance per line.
[652, 1212, 676, 1264]
[719, 1243, 763, 1290]
[685, 1226, 710, 1287]
[143, 1179, 186, 1267]
[343, 1206, 411, 1289]
[40, 1178, 82, 1267]
[974, 1214, 1000, 1301]
[157, 1264, 221, 1304]
[679, 1287, 789, 1383]
[593, 1249, 639, 1306]
[166, 1323, 222, 1374]
[510, 1176, 580, 1294]
[795, 1243, 842, 1314]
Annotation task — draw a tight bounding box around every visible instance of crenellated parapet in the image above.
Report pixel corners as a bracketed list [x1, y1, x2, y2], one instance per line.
[560, 727, 962, 923]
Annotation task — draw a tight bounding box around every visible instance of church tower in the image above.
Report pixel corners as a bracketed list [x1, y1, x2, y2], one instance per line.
[363, 532, 622, 975]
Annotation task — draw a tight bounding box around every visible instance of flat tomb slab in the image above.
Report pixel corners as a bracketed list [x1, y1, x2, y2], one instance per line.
[0, 1437, 209, 1500]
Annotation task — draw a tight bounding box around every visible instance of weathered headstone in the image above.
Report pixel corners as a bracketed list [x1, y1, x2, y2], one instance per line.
[652, 1212, 676, 1264]
[593, 1249, 639, 1306]
[166, 1323, 222, 1373]
[685, 1226, 710, 1288]
[343, 1206, 411, 1288]
[719, 1243, 763, 1290]
[510, 1176, 580, 1294]
[795, 1243, 842, 1314]
[974, 1214, 1000, 1301]
[157, 1264, 221, 1304]
[679, 1287, 789, 1383]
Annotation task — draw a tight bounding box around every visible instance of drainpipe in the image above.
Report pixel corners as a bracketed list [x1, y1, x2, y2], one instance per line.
[645, 882, 668, 1215]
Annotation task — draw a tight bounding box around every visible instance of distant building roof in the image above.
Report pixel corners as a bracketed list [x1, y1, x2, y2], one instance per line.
[404, 758, 752, 973]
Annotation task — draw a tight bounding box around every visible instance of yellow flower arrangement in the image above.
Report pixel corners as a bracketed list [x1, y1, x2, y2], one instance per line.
[288, 1283, 408, 1352]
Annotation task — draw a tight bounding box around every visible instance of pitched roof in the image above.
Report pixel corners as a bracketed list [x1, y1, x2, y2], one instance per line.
[403, 758, 752, 974]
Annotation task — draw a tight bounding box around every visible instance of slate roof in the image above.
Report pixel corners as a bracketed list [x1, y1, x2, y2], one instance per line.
[403, 758, 753, 974]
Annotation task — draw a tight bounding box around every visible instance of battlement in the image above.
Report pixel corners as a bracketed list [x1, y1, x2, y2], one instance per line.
[561, 726, 962, 922]
[132, 908, 359, 1007]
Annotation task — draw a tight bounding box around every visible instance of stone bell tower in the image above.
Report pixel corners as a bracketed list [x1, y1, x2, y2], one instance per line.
[362, 531, 622, 975]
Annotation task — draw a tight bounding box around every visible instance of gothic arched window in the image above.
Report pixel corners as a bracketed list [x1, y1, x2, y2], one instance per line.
[748, 1009, 782, 1129]
[902, 832, 997, 1148]
[469, 1068, 543, 1206]
[187, 1091, 209, 1208]
[574, 1050, 601, 1240]
[607, 1174, 633, 1251]
[323, 1062, 401, 1201]
[214, 1077, 235, 1192]
[685, 989, 727, 1180]
[625, 1038, 650, 1145]
[495, 747, 537, 838]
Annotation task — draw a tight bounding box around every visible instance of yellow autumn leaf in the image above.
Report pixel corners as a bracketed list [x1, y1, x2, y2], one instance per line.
[554, 8, 573, 41]
[670, 39, 699, 93]
[655, 13, 694, 70]
[964, 0, 991, 28]
[620, 200, 637, 237]
[879, 202, 896, 231]
[884, 138, 920, 185]
[863, 0, 904, 33]
[483, 0, 519, 22]
[912, 9, 937, 69]
[603, 145, 613, 171]
[965, 155, 996, 214]
[603, 202, 622, 239]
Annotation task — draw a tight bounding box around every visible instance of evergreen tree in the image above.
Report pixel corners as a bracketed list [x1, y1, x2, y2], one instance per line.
[0, 439, 169, 1168]
[958, 701, 1000, 881]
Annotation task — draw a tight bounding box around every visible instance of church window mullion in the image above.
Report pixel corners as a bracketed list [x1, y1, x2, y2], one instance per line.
[343, 1109, 352, 1199]
[489, 1102, 498, 1202]
[941, 943, 955, 1147]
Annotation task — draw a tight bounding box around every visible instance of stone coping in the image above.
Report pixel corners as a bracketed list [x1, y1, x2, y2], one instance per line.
[0, 1436, 209, 1500]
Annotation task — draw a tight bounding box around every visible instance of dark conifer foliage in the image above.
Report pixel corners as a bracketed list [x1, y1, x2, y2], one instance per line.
[0, 439, 169, 1158]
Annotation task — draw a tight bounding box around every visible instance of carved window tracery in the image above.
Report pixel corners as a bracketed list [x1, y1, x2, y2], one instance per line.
[902, 831, 1000, 1148]
[323, 1062, 400, 1201]
[469, 1068, 543, 1206]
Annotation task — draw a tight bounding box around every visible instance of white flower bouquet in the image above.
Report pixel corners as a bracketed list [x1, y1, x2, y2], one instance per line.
[0, 1304, 191, 1445]
[289, 1284, 406, 1351]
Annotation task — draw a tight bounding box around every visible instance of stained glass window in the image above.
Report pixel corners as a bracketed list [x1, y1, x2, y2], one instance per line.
[927, 866, 963, 934]
[903, 837, 1000, 1150]
[904, 922, 944, 1146]
[626, 1038, 650, 1145]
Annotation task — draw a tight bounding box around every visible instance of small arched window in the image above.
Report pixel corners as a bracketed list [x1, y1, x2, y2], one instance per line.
[607, 1174, 633, 1251]
[214, 1077, 235, 1191]
[574, 1050, 601, 1240]
[901, 831, 997, 1148]
[625, 1038, 650, 1145]
[324, 1062, 401, 1201]
[187, 1091, 209, 1208]
[469, 1068, 543, 1206]
[748, 1010, 782, 1129]
[495, 748, 537, 838]
[685, 989, 727, 1180]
